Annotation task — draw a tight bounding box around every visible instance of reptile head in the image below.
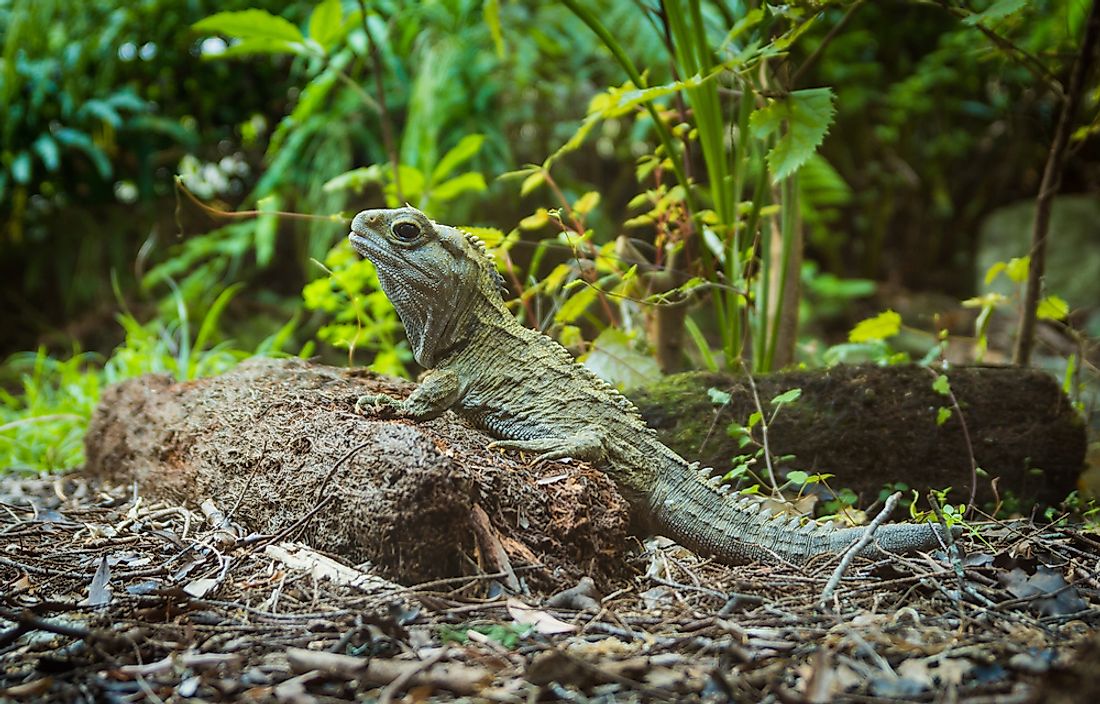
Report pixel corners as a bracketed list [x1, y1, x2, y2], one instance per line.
[348, 206, 505, 366]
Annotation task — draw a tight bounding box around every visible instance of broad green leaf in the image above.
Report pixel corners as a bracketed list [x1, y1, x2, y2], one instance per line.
[787, 470, 809, 486]
[1037, 295, 1069, 320]
[213, 38, 305, 58]
[309, 0, 344, 50]
[962, 292, 1008, 308]
[11, 151, 31, 184]
[721, 7, 765, 48]
[520, 208, 550, 230]
[483, 0, 504, 58]
[750, 87, 836, 182]
[747, 411, 762, 429]
[431, 134, 485, 183]
[848, 309, 901, 343]
[551, 71, 720, 162]
[270, 70, 338, 153]
[323, 165, 383, 192]
[983, 261, 1006, 285]
[707, 387, 731, 405]
[936, 407, 953, 426]
[963, 0, 1027, 25]
[581, 328, 660, 390]
[932, 374, 951, 396]
[193, 10, 305, 44]
[554, 284, 599, 324]
[1005, 256, 1029, 283]
[770, 388, 801, 405]
[53, 128, 112, 178]
[430, 172, 486, 202]
[79, 99, 122, 127]
[573, 191, 600, 215]
[520, 170, 545, 196]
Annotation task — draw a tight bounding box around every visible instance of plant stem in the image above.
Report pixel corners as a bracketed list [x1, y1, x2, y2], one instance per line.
[357, 0, 403, 204]
[790, 0, 865, 88]
[1013, 0, 1099, 365]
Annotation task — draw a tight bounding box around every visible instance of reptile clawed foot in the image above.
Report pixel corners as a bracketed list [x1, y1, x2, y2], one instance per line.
[487, 439, 574, 464]
[354, 394, 403, 417]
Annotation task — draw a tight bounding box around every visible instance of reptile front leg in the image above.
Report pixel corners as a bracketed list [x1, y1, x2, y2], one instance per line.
[355, 369, 460, 421]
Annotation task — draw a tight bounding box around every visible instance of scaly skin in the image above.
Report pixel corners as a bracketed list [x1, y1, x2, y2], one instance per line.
[348, 206, 954, 565]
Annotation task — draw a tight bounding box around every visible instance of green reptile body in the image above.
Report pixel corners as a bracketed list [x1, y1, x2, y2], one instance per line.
[348, 206, 952, 565]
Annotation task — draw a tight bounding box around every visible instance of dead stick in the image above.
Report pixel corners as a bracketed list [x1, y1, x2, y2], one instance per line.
[469, 504, 520, 592]
[819, 492, 900, 607]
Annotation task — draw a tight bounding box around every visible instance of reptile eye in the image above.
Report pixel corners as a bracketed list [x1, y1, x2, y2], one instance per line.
[392, 221, 420, 242]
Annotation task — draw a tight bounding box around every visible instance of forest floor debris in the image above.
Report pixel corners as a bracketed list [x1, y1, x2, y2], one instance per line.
[2, 475, 1099, 703]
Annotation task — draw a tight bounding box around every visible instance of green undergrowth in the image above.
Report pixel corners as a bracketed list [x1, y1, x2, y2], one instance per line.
[0, 290, 300, 475]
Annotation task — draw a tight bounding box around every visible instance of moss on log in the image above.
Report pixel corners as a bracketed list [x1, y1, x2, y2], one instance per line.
[628, 365, 1085, 508]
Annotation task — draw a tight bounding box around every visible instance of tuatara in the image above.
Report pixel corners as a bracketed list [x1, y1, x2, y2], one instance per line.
[347, 206, 954, 565]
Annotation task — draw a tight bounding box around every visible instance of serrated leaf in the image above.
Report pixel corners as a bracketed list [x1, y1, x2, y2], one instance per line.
[963, 0, 1027, 25]
[749, 87, 836, 182]
[193, 10, 305, 43]
[1037, 295, 1069, 320]
[430, 172, 486, 202]
[432, 134, 485, 183]
[309, 0, 344, 50]
[936, 407, 953, 426]
[848, 309, 901, 343]
[770, 388, 801, 405]
[932, 374, 951, 396]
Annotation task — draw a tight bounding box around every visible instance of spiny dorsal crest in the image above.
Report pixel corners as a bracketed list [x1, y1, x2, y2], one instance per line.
[453, 225, 508, 295]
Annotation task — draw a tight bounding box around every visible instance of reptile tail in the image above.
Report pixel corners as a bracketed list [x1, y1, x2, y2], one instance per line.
[648, 463, 957, 565]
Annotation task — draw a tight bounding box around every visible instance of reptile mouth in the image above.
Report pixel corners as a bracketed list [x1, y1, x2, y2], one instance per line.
[348, 229, 376, 255]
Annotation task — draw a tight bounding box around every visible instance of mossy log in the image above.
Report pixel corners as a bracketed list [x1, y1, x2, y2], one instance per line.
[83, 358, 631, 587]
[628, 365, 1085, 508]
